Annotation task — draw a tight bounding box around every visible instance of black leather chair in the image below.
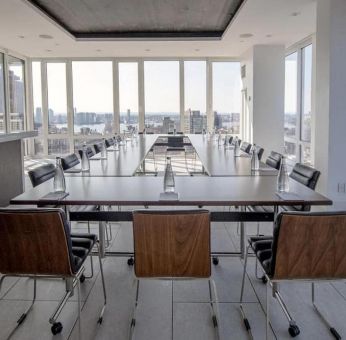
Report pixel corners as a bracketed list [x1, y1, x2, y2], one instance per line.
[228, 136, 233, 145]
[105, 138, 114, 147]
[78, 146, 95, 159]
[61, 154, 80, 171]
[93, 143, 103, 154]
[253, 145, 264, 161]
[265, 151, 283, 170]
[28, 163, 55, 187]
[240, 211, 346, 339]
[0, 208, 106, 336]
[240, 142, 252, 154]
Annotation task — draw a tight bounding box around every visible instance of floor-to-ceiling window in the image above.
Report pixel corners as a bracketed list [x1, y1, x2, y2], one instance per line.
[29, 58, 242, 157]
[8, 56, 25, 132]
[72, 61, 113, 137]
[184, 61, 206, 133]
[0, 54, 5, 133]
[284, 42, 313, 165]
[144, 61, 180, 133]
[119, 62, 139, 133]
[212, 62, 242, 134]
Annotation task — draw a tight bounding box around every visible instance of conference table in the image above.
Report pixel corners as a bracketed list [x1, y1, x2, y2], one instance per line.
[12, 134, 332, 259]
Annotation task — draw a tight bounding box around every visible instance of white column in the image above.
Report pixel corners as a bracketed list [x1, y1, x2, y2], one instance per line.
[241, 45, 285, 159]
[315, 0, 346, 202]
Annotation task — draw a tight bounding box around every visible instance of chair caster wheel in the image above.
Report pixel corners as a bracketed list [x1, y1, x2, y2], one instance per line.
[288, 324, 300, 337]
[127, 258, 134, 266]
[80, 274, 86, 283]
[97, 317, 103, 324]
[212, 315, 218, 327]
[51, 322, 63, 335]
[212, 257, 219, 265]
[261, 275, 267, 284]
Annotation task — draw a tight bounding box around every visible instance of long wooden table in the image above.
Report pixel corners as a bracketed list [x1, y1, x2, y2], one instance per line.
[11, 176, 332, 258]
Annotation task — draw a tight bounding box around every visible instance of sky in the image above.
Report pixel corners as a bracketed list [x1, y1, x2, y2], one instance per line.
[32, 60, 243, 115]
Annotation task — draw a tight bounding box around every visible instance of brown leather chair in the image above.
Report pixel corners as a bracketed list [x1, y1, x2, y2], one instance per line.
[129, 210, 220, 339]
[0, 208, 107, 337]
[240, 211, 346, 339]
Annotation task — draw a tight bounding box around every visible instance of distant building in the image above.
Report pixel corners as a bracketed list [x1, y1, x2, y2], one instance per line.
[214, 111, 222, 130]
[75, 112, 97, 125]
[9, 112, 24, 132]
[162, 116, 175, 133]
[184, 109, 207, 133]
[127, 109, 131, 124]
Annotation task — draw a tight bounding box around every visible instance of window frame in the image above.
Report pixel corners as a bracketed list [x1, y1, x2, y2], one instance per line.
[285, 38, 314, 166]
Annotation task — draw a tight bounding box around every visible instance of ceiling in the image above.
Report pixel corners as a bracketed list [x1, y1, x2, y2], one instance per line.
[26, 0, 245, 39]
[0, 0, 316, 58]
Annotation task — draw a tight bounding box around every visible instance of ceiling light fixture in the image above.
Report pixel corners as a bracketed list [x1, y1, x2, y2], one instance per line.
[195, 49, 200, 52]
[291, 12, 300, 17]
[18, 35, 25, 39]
[39, 34, 54, 39]
[145, 49, 151, 52]
[46, 49, 52, 52]
[239, 33, 253, 39]
[96, 49, 102, 52]
[266, 34, 272, 38]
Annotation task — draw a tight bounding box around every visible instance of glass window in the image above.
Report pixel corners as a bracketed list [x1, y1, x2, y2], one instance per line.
[302, 144, 312, 166]
[144, 61, 180, 133]
[212, 62, 241, 134]
[284, 52, 298, 138]
[47, 63, 68, 134]
[0, 53, 5, 133]
[184, 61, 207, 133]
[285, 141, 297, 163]
[301, 45, 312, 142]
[72, 61, 113, 136]
[48, 139, 70, 155]
[32, 62, 43, 134]
[119, 62, 139, 134]
[34, 139, 44, 156]
[8, 56, 25, 132]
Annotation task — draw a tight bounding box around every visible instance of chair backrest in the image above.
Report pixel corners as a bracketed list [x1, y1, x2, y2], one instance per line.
[28, 163, 55, 187]
[105, 138, 114, 147]
[240, 142, 252, 154]
[93, 143, 102, 154]
[228, 136, 233, 144]
[265, 151, 283, 170]
[289, 163, 320, 190]
[271, 212, 346, 280]
[78, 146, 95, 159]
[61, 154, 80, 170]
[0, 208, 76, 276]
[167, 136, 184, 148]
[133, 210, 211, 278]
[254, 145, 264, 161]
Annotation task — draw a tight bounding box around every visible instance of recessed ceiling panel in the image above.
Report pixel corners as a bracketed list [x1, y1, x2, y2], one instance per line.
[26, 0, 245, 39]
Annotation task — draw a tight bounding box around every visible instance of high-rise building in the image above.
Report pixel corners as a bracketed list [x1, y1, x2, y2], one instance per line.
[127, 109, 131, 124]
[162, 116, 175, 133]
[184, 109, 207, 133]
[214, 111, 222, 130]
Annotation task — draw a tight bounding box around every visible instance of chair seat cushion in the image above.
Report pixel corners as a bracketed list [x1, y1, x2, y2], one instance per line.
[248, 236, 274, 276]
[70, 233, 97, 273]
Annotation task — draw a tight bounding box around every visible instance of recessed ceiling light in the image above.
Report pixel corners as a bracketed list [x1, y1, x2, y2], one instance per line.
[55, 43, 60, 46]
[291, 12, 300, 17]
[96, 49, 102, 52]
[239, 33, 253, 38]
[39, 34, 54, 39]
[195, 49, 200, 52]
[240, 40, 245, 43]
[145, 49, 151, 52]
[46, 49, 52, 52]
[18, 35, 25, 39]
[266, 34, 272, 38]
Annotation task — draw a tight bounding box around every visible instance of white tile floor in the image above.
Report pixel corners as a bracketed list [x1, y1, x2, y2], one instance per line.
[1, 219, 345, 340]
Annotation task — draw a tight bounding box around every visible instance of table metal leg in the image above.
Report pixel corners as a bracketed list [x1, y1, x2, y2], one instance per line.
[240, 206, 246, 259]
[99, 220, 106, 258]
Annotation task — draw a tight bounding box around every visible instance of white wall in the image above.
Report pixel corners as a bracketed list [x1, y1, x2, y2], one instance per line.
[315, 0, 346, 203]
[241, 45, 285, 160]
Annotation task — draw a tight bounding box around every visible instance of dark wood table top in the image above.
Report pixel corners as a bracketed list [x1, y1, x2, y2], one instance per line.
[11, 176, 332, 207]
[187, 134, 277, 177]
[67, 134, 158, 177]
